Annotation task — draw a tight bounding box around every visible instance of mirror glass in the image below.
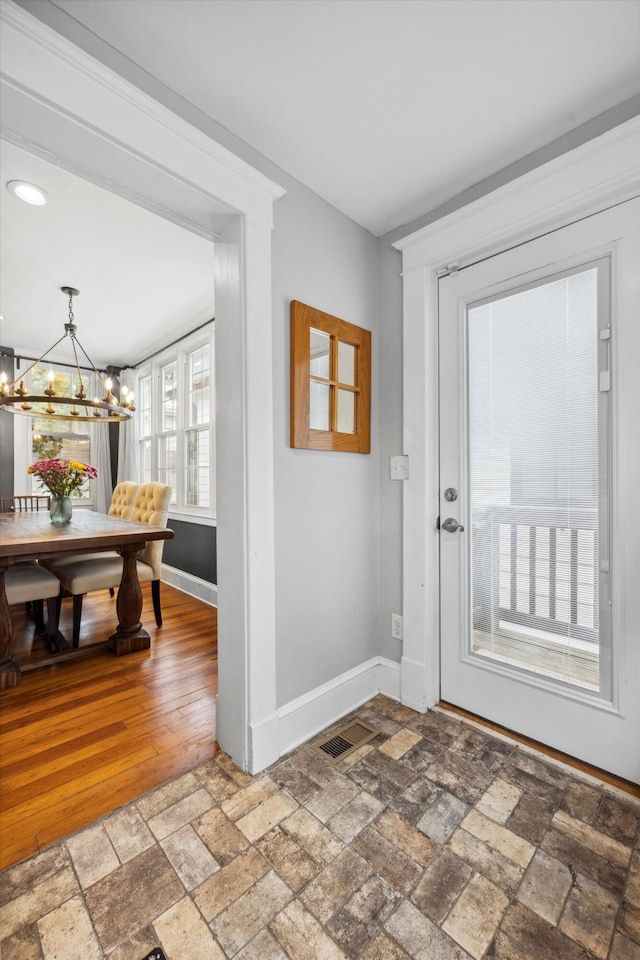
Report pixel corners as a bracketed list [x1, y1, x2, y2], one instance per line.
[337, 389, 355, 434]
[310, 380, 330, 430]
[338, 340, 356, 386]
[310, 328, 330, 378]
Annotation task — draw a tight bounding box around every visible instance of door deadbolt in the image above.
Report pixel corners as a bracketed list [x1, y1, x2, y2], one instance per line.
[444, 487, 458, 502]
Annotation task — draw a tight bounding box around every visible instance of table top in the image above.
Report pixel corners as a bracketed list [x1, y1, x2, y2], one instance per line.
[0, 510, 173, 561]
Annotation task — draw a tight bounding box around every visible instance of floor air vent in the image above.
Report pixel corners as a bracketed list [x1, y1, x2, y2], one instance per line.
[313, 720, 378, 763]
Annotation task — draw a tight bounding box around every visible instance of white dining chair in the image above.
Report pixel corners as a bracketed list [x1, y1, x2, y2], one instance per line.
[1, 494, 60, 644]
[5, 563, 61, 644]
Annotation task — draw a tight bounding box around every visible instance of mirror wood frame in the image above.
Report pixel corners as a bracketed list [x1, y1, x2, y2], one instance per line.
[290, 300, 371, 453]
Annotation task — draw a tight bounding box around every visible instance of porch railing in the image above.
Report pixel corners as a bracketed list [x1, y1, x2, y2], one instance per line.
[472, 505, 599, 645]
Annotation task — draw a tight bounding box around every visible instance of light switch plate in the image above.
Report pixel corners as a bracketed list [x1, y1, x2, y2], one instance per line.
[390, 455, 409, 480]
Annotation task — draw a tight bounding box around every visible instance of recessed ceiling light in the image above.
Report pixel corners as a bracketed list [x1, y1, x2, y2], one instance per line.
[6, 180, 50, 206]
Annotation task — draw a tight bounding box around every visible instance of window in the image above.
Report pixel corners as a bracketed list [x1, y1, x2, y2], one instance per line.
[290, 300, 371, 453]
[136, 326, 215, 521]
[186, 346, 211, 508]
[138, 374, 152, 485]
[27, 365, 93, 501]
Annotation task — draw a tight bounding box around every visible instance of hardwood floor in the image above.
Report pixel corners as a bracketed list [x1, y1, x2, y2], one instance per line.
[0, 582, 218, 871]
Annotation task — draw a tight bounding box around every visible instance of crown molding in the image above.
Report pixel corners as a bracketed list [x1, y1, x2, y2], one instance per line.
[394, 115, 640, 274]
[0, 1, 286, 227]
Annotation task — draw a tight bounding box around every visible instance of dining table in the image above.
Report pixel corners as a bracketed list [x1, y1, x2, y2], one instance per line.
[0, 509, 174, 688]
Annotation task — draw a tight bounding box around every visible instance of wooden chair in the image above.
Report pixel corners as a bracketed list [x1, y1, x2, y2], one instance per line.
[44, 483, 170, 647]
[1, 495, 50, 513]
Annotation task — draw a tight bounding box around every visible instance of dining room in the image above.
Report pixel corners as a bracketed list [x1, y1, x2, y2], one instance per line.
[0, 135, 222, 868]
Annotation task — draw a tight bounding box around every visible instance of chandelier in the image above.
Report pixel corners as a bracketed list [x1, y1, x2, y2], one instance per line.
[0, 287, 134, 422]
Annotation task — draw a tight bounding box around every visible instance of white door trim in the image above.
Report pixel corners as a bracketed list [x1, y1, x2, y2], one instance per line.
[0, 0, 286, 773]
[393, 116, 640, 715]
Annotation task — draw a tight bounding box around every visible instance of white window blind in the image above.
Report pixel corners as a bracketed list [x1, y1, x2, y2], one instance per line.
[468, 264, 605, 690]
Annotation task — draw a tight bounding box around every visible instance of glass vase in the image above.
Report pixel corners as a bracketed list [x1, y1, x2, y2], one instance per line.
[50, 494, 72, 525]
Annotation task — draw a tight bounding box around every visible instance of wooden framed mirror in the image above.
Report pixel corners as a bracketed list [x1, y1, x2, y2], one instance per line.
[290, 300, 371, 453]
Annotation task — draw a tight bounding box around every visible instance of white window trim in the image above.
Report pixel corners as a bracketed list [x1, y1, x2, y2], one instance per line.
[136, 325, 216, 524]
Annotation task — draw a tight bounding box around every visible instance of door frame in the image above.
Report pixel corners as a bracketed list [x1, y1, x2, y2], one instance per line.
[393, 116, 640, 714]
[0, 2, 286, 773]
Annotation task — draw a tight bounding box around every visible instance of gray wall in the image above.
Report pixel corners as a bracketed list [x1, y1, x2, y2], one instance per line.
[163, 520, 217, 585]
[271, 180, 379, 706]
[375, 246, 403, 663]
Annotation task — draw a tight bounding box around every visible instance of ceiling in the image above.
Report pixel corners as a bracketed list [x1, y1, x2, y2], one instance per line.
[48, 0, 640, 236]
[0, 140, 215, 369]
[1, 0, 639, 368]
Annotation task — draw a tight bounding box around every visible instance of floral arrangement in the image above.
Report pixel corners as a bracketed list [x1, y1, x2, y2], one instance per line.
[27, 458, 98, 499]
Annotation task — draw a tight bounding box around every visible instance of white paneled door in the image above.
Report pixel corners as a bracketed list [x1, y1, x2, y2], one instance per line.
[439, 199, 640, 783]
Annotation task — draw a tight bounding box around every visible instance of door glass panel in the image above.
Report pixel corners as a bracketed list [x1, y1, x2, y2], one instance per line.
[468, 267, 601, 691]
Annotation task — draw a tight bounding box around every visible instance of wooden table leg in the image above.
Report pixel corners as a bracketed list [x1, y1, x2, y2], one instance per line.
[110, 542, 149, 655]
[0, 565, 21, 688]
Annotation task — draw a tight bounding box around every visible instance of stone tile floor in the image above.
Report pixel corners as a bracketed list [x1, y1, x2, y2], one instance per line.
[1, 696, 639, 960]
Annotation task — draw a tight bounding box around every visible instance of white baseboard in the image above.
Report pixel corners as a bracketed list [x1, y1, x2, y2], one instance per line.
[380, 657, 402, 702]
[277, 656, 402, 759]
[161, 564, 218, 607]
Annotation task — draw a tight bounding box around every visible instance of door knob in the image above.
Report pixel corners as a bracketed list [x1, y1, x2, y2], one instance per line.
[441, 517, 465, 533]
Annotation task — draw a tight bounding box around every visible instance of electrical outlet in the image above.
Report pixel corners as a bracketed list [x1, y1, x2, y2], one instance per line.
[391, 613, 403, 640]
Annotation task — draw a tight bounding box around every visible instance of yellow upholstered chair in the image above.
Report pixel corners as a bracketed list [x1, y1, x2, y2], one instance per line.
[44, 483, 170, 647]
[42, 481, 140, 586]
[123, 482, 171, 627]
[109, 481, 139, 518]
[105, 481, 139, 595]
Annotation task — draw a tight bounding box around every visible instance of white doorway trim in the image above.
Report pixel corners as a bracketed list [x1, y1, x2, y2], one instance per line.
[392, 116, 640, 715]
[0, 1, 286, 773]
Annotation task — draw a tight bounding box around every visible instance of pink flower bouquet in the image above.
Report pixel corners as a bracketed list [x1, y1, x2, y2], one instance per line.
[27, 458, 98, 498]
